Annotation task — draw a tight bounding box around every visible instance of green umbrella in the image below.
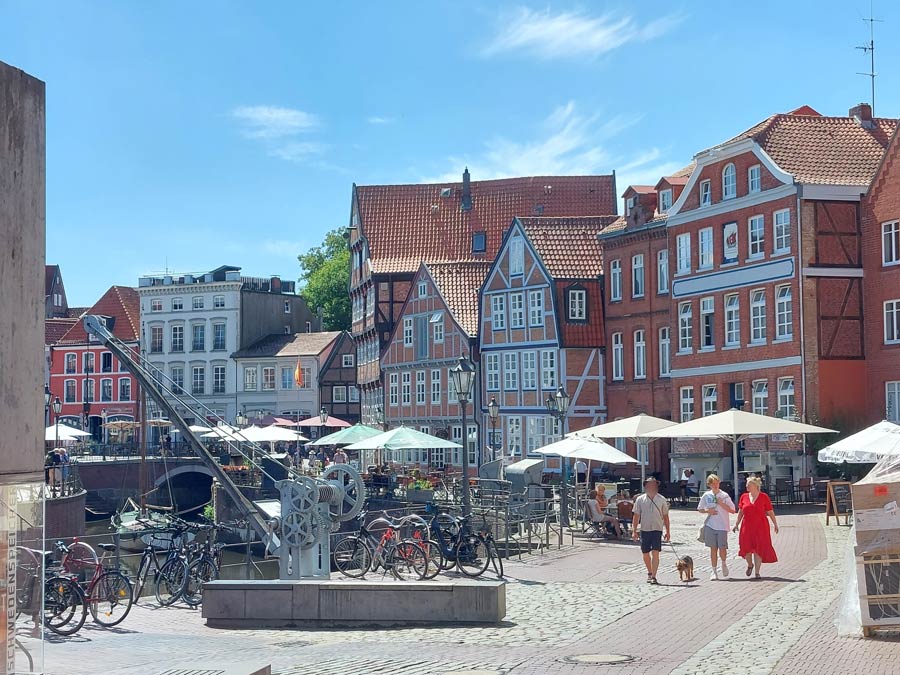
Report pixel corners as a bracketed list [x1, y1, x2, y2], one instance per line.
[308, 423, 383, 447]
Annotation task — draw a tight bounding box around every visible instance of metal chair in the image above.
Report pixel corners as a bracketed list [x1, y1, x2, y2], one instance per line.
[774, 479, 794, 504]
[795, 477, 813, 503]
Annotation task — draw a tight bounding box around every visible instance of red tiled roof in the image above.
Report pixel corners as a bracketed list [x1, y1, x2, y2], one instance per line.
[518, 216, 616, 278]
[57, 286, 140, 344]
[45, 318, 77, 346]
[425, 261, 492, 337]
[356, 174, 617, 275]
[599, 212, 667, 238]
[712, 109, 898, 186]
[232, 331, 341, 358]
[623, 185, 655, 196]
[66, 307, 88, 319]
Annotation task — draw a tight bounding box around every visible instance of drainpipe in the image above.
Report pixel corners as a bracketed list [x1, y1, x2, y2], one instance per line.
[796, 186, 808, 477]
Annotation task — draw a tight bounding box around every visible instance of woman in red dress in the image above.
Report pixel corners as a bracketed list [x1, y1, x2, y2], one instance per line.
[732, 476, 779, 579]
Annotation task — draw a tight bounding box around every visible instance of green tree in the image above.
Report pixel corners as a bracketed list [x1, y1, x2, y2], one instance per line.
[298, 228, 350, 330]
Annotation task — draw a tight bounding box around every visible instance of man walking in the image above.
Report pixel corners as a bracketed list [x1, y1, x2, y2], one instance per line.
[632, 477, 670, 584]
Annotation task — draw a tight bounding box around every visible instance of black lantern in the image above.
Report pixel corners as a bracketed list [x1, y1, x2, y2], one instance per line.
[449, 355, 476, 405]
[319, 407, 328, 425]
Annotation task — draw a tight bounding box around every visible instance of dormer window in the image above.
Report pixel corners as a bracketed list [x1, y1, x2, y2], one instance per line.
[748, 165, 761, 193]
[472, 231, 487, 253]
[659, 189, 672, 212]
[699, 180, 711, 207]
[722, 164, 736, 200]
[567, 287, 587, 322]
[626, 196, 635, 215]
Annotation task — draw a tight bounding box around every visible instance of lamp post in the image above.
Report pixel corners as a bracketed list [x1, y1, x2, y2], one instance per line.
[319, 406, 328, 426]
[546, 385, 571, 527]
[487, 396, 500, 463]
[450, 355, 476, 516]
[101, 408, 108, 445]
[236, 412, 247, 428]
[44, 384, 52, 427]
[374, 405, 384, 431]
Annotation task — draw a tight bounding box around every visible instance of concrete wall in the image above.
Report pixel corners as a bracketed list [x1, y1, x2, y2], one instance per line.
[0, 61, 45, 481]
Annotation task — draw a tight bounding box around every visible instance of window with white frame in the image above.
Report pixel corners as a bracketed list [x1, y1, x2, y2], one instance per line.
[507, 416, 522, 457]
[486, 353, 500, 391]
[150, 299, 162, 312]
[568, 288, 587, 320]
[213, 365, 226, 394]
[150, 326, 163, 353]
[491, 295, 506, 330]
[403, 318, 413, 346]
[509, 238, 524, 275]
[244, 367, 257, 391]
[389, 372, 399, 406]
[610, 260, 622, 301]
[418, 281, 427, 298]
[722, 163, 736, 199]
[299, 367, 310, 389]
[886, 299, 900, 343]
[702, 384, 717, 416]
[526, 417, 547, 455]
[171, 366, 184, 394]
[750, 289, 766, 343]
[431, 369, 441, 404]
[192, 324, 205, 351]
[541, 350, 557, 389]
[752, 379, 768, 415]
[192, 366, 205, 395]
[503, 352, 518, 390]
[884, 221, 900, 265]
[700, 297, 714, 349]
[725, 294, 740, 346]
[659, 327, 671, 377]
[401, 372, 411, 405]
[65, 353, 76, 374]
[193, 296, 204, 310]
[700, 180, 711, 207]
[774, 209, 791, 252]
[699, 228, 713, 269]
[626, 196, 635, 215]
[775, 285, 793, 339]
[172, 297, 183, 311]
[657, 249, 669, 293]
[64, 379, 76, 403]
[522, 351, 537, 389]
[659, 188, 673, 212]
[416, 371, 426, 405]
[342, 354, 354, 368]
[83, 352, 95, 373]
[213, 323, 226, 350]
[777, 377, 795, 418]
[633, 329, 646, 380]
[680, 387, 694, 422]
[510, 293, 525, 328]
[333, 385, 347, 403]
[213, 295, 225, 309]
[349, 385, 359, 403]
[748, 165, 761, 193]
[283, 299, 291, 314]
[529, 290, 544, 326]
[678, 302, 693, 352]
[100, 378, 113, 402]
[887, 381, 900, 422]
[432, 315, 444, 343]
[262, 367, 275, 391]
[170, 325, 184, 352]
[632, 254, 645, 298]
[612, 333, 624, 381]
[676, 233, 691, 273]
[281, 367, 293, 389]
[119, 378, 131, 401]
[748, 215, 765, 258]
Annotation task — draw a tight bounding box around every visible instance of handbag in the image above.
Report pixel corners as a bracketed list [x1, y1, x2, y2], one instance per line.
[697, 491, 712, 542]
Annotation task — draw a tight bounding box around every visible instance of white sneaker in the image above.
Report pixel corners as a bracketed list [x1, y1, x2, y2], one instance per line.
[721, 561, 729, 577]
[710, 570, 718, 581]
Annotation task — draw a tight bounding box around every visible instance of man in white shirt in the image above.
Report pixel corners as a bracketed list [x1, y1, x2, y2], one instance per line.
[697, 474, 736, 580]
[574, 459, 588, 485]
[631, 477, 670, 585]
[685, 469, 700, 496]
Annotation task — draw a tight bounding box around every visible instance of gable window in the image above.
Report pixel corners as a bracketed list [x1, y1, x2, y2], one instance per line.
[418, 281, 427, 298]
[389, 373, 399, 406]
[748, 215, 765, 258]
[509, 238, 524, 276]
[522, 351, 537, 389]
[568, 288, 587, 321]
[676, 234, 691, 274]
[611, 333, 624, 381]
[416, 371, 426, 405]
[702, 384, 718, 416]
[751, 289, 767, 343]
[699, 228, 713, 269]
[632, 254, 645, 298]
[609, 260, 622, 301]
[540, 350, 557, 389]
[172, 298, 183, 311]
[658, 327, 670, 377]
[885, 299, 900, 343]
[244, 367, 257, 391]
[752, 379, 768, 415]
[633, 329, 646, 380]
[883, 221, 900, 265]
[659, 188, 673, 212]
[777, 377, 795, 418]
[724, 294, 740, 346]
[486, 354, 500, 391]
[213, 295, 225, 309]
[491, 296, 506, 330]
[775, 285, 793, 340]
[748, 165, 761, 193]
[774, 209, 791, 253]
[342, 354, 354, 368]
[700, 297, 714, 349]
[472, 231, 487, 253]
[678, 302, 693, 352]
[699, 180, 711, 207]
[431, 369, 442, 404]
[403, 317, 413, 346]
[150, 299, 162, 312]
[657, 250, 669, 294]
[510, 293, 525, 328]
[722, 163, 737, 200]
[680, 386, 694, 422]
[432, 314, 444, 343]
[65, 353, 77, 374]
[401, 372, 411, 405]
[528, 290, 544, 327]
[503, 352, 518, 390]
[193, 296, 204, 310]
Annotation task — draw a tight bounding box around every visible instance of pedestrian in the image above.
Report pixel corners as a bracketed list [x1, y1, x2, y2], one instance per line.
[698, 474, 736, 580]
[163, 434, 172, 455]
[333, 447, 348, 465]
[732, 475, 779, 579]
[631, 477, 670, 584]
[574, 459, 587, 486]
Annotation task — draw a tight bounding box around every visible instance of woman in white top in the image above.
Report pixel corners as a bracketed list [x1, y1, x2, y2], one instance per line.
[697, 474, 736, 580]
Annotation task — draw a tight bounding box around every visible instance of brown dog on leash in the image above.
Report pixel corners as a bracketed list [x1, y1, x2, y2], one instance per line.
[676, 555, 694, 582]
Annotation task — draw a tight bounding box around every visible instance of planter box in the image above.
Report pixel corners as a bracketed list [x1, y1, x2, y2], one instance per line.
[408, 489, 434, 503]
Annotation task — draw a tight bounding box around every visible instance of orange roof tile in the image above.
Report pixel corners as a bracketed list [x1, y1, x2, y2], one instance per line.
[623, 185, 656, 196]
[232, 331, 342, 358]
[356, 174, 617, 275]
[518, 216, 616, 278]
[425, 261, 492, 337]
[58, 286, 140, 344]
[45, 318, 77, 346]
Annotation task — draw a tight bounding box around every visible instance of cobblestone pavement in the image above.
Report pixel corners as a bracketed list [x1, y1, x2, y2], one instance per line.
[42, 508, 888, 675]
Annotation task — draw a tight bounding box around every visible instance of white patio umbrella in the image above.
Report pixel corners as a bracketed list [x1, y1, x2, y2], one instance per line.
[644, 408, 836, 493]
[570, 414, 677, 483]
[817, 420, 900, 464]
[345, 426, 463, 451]
[188, 424, 212, 433]
[239, 425, 309, 444]
[44, 424, 90, 441]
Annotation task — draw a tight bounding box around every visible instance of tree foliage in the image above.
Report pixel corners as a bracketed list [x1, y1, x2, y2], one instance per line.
[298, 228, 350, 331]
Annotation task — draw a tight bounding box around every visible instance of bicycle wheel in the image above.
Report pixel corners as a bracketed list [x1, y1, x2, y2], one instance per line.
[333, 536, 373, 578]
[44, 576, 87, 636]
[455, 534, 490, 577]
[487, 538, 504, 578]
[388, 541, 428, 581]
[89, 571, 133, 627]
[182, 558, 218, 607]
[132, 553, 152, 600]
[418, 539, 444, 580]
[154, 558, 188, 606]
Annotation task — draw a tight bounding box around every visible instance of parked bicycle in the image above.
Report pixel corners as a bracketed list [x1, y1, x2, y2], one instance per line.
[182, 523, 225, 607]
[57, 539, 134, 627]
[332, 511, 429, 580]
[132, 518, 194, 605]
[16, 545, 87, 637]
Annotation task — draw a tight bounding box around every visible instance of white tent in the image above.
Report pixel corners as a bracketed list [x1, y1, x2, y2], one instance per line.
[238, 425, 309, 444]
[570, 414, 676, 481]
[44, 424, 90, 441]
[817, 420, 900, 464]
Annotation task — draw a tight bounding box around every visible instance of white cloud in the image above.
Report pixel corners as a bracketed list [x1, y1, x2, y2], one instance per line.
[231, 105, 319, 139]
[367, 116, 394, 125]
[268, 141, 327, 162]
[482, 8, 681, 60]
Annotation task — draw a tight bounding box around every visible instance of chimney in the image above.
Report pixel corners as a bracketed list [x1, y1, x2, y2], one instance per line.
[850, 103, 874, 128]
[461, 167, 472, 211]
[270, 276, 281, 293]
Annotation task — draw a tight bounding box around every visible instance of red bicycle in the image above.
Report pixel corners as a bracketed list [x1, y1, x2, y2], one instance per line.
[57, 539, 133, 627]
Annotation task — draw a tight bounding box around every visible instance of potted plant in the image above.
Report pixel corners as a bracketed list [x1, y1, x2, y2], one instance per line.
[407, 478, 435, 503]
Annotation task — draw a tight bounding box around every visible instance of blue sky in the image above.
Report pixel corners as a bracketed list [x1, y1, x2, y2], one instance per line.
[3, 1, 898, 305]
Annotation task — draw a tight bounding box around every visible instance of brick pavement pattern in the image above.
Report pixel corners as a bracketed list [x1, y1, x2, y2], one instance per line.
[43, 509, 891, 675]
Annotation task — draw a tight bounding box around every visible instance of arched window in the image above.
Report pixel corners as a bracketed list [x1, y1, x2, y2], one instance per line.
[722, 163, 737, 199]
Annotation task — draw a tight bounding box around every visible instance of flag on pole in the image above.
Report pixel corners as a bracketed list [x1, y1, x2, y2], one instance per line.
[294, 359, 303, 387]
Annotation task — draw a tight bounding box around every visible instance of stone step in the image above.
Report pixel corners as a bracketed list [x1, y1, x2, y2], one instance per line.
[157, 665, 270, 675]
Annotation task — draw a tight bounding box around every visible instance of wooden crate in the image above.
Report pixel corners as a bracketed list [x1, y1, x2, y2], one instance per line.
[850, 479, 900, 556]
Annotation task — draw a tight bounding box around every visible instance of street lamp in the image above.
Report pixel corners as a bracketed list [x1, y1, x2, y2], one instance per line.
[52, 396, 62, 495]
[374, 405, 384, 430]
[236, 412, 247, 427]
[546, 385, 571, 527]
[101, 408, 108, 445]
[319, 406, 328, 425]
[487, 396, 500, 462]
[450, 355, 476, 515]
[44, 384, 52, 427]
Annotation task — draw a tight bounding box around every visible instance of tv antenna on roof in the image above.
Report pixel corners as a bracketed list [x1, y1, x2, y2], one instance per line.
[856, 0, 882, 115]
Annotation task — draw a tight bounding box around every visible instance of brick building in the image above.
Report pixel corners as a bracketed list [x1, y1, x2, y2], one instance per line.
[861, 125, 900, 423]
[347, 170, 618, 428]
[479, 216, 614, 465]
[381, 261, 489, 469]
[318, 331, 361, 429]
